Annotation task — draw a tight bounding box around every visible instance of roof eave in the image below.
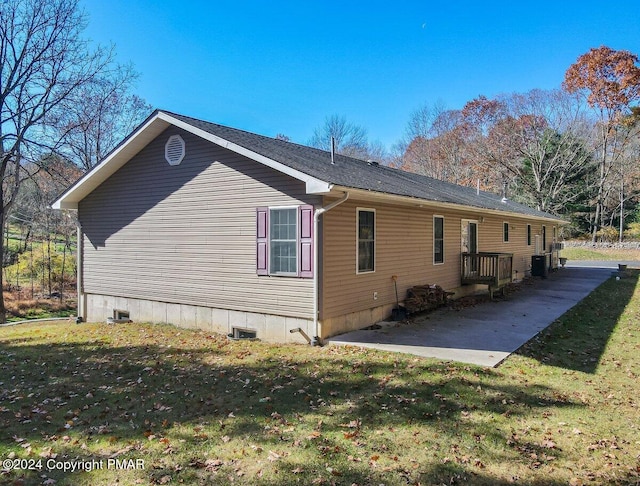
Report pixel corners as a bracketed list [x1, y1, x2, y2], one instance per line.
[329, 186, 567, 224]
[51, 111, 332, 210]
[51, 111, 171, 210]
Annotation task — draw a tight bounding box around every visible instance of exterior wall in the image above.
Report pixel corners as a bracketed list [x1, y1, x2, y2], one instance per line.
[78, 126, 320, 338]
[319, 197, 558, 338]
[478, 216, 557, 279]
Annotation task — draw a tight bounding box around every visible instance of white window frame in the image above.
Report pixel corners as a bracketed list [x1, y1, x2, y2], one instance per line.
[503, 222, 510, 243]
[356, 208, 376, 274]
[269, 206, 298, 276]
[433, 215, 445, 265]
[527, 224, 532, 246]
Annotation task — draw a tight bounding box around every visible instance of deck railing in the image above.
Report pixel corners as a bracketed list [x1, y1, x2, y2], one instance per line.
[461, 252, 513, 291]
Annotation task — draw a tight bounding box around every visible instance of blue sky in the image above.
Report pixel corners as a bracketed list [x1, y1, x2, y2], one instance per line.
[83, 0, 640, 150]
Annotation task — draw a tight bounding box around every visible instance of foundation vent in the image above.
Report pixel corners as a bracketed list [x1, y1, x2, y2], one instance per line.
[229, 328, 257, 340]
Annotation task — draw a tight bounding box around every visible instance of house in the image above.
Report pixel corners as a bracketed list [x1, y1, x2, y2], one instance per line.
[52, 110, 565, 344]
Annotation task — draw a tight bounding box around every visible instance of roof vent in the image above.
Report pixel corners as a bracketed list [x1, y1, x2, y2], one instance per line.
[367, 160, 379, 167]
[165, 134, 185, 166]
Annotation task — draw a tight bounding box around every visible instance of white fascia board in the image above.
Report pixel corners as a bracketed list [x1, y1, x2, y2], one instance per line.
[158, 112, 332, 194]
[51, 113, 171, 210]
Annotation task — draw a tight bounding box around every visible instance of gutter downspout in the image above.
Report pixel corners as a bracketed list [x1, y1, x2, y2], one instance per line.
[312, 191, 349, 345]
[76, 222, 85, 323]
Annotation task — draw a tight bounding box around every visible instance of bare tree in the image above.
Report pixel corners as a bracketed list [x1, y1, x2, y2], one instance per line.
[0, 0, 115, 321]
[498, 89, 596, 214]
[57, 68, 151, 171]
[398, 101, 453, 180]
[308, 114, 370, 159]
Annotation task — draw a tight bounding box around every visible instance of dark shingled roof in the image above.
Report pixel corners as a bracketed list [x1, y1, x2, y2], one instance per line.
[166, 111, 563, 221]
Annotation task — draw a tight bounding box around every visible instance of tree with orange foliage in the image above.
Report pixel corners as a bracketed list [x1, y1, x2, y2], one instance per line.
[564, 46, 640, 241]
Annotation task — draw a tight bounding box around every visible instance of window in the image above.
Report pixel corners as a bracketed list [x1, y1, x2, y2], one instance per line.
[527, 224, 532, 246]
[270, 208, 297, 274]
[434, 216, 444, 264]
[357, 209, 375, 273]
[503, 222, 509, 242]
[256, 205, 313, 278]
[542, 226, 547, 252]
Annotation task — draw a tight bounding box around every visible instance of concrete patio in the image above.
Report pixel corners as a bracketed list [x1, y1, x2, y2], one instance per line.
[327, 262, 627, 367]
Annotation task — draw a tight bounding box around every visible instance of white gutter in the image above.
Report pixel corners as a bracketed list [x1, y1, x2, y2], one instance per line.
[76, 222, 85, 322]
[312, 191, 349, 345]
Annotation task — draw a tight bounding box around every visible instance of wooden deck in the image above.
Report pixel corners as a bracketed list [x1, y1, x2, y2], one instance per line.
[461, 252, 513, 298]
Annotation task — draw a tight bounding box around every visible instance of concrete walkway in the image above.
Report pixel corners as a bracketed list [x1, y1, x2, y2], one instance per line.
[328, 262, 626, 367]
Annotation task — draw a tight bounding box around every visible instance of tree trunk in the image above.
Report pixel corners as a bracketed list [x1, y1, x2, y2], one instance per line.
[60, 237, 67, 302]
[619, 178, 624, 243]
[30, 242, 34, 299]
[591, 140, 608, 243]
[22, 227, 31, 253]
[0, 189, 6, 323]
[47, 230, 52, 297]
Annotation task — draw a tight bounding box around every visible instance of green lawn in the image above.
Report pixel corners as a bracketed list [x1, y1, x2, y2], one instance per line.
[1, 272, 639, 485]
[561, 246, 640, 262]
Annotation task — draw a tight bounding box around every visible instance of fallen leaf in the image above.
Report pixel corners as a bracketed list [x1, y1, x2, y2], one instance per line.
[541, 439, 557, 449]
[268, 451, 281, 462]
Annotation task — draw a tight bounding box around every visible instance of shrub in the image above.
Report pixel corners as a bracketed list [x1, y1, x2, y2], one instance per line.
[595, 226, 619, 243]
[624, 222, 640, 241]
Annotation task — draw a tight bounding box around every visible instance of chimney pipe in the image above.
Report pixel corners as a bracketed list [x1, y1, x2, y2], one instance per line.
[330, 137, 335, 164]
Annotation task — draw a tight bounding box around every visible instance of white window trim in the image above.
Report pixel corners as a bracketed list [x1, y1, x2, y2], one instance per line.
[503, 221, 510, 243]
[269, 205, 299, 277]
[356, 208, 376, 275]
[527, 224, 532, 246]
[433, 215, 445, 265]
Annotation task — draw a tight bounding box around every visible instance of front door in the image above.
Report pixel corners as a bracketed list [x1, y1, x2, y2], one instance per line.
[462, 220, 478, 272]
[461, 220, 478, 254]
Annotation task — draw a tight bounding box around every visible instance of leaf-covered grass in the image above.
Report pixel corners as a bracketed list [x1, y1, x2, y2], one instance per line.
[1, 272, 639, 485]
[3, 289, 76, 322]
[561, 246, 640, 261]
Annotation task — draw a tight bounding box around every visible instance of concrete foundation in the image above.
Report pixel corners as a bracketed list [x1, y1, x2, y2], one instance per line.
[320, 303, 396, 339]
[84, 294, 314, 344]
[84, 284, 491, 344]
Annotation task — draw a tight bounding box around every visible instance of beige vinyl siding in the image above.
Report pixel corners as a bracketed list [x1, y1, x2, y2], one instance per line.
[321, 198, 559, 320]
[79, 127, 319, 319]
[321, 199, 463, 320]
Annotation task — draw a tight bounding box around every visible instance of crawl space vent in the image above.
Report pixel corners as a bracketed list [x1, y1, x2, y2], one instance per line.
[165, 134, 185, 165]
